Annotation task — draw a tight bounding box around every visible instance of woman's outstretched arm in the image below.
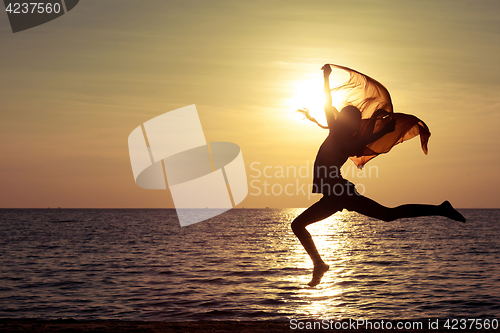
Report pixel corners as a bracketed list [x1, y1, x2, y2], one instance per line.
[322, 64, 339, 128]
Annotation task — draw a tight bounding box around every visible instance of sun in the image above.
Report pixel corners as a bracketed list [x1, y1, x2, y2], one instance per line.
[287, 74, 349, 126]
[287, 77, 326, 125]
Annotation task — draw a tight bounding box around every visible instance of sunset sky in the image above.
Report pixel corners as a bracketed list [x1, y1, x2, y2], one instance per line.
[1, 0, 499, 208]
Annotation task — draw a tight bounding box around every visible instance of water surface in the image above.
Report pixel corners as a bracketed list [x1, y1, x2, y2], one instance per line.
[0, 208, 498, 320]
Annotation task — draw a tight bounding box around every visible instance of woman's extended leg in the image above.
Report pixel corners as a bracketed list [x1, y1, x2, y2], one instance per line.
[291, 197, 343, 286]
[345, 195, 466, 222]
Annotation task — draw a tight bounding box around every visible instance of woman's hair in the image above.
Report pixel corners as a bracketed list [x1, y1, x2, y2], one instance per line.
[339, 105, 361, 122]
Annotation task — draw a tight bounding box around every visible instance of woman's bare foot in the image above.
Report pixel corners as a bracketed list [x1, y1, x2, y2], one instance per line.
[440, 201, 466, 223]
[308, 262, 330, 287]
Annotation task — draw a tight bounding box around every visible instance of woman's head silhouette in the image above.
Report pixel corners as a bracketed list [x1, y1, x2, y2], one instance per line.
[335, 105, 361, 136]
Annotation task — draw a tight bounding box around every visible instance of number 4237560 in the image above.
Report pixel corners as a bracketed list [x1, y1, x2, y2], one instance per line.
[5, 2, 62, 14]
[444, 318, 498, 330]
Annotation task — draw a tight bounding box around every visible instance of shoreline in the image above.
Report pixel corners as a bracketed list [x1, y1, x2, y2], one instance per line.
[1, 319, 491, 332]
[2, 319, 289, 333]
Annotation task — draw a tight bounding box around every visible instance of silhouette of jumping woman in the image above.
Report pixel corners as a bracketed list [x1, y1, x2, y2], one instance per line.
[292, 64, 466, 287]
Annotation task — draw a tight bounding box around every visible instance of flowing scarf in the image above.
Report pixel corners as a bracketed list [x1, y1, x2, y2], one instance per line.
[301, 64, 431, 168]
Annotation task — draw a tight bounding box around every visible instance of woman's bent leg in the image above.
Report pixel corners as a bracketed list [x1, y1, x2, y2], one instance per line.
[291, 197, 343, 286]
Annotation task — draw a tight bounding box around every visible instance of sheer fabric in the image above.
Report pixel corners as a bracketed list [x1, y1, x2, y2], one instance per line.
[327, 64, 430, 167]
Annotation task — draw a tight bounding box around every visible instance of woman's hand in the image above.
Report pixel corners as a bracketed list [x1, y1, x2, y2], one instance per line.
[321, 64, 332, 76]
[382, 119, 396, 134]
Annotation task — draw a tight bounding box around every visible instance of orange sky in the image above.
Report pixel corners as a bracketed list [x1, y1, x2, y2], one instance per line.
[0, 0, 499, 208]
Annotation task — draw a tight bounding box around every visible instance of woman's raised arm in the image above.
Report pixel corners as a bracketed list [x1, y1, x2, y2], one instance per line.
[322, 64, 339, 128]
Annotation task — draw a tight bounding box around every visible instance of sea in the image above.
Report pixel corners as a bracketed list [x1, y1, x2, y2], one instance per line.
[0, 208, 499, 322]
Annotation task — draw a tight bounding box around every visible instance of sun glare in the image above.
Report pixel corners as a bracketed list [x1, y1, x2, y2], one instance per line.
[288, 72, 349, 126]
[287, 77, 326, 125]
